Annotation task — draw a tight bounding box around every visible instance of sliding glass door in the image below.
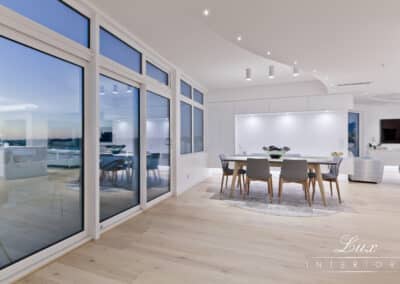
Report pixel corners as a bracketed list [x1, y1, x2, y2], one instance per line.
[146, 91, 170, 201]
[0, 36, 84, 269]
[99, 75, 140, 221]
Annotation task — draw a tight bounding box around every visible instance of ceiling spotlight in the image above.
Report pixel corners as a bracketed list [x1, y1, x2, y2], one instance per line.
[203, 9, 210, 16]
[294, 60, 298, 65]
[312, 69, 317, 73]
[268, 65, 275, 79]
[112, 84, 119, 95]
[267, 51, 271, 56]
[293, 65, 300, 77]
[237, 35, 242, 41]
[245, 68, 252, 81]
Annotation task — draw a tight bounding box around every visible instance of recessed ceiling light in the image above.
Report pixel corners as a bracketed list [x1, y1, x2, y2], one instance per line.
[203, 9, 210, 16]
[294, 60, 298, 65]
[267, 51, 271, 56]
[237, 35, 242, 41]
[313, 69, 317, 73]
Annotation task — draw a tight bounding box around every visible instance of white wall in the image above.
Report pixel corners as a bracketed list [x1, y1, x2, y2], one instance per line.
[355, 104, 400, 156]
[177, 152, 208, 195]
[236, 111, 348, 157]
[207, 81, 354, 168]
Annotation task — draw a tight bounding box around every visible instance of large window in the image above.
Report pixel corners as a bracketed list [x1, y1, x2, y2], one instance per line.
[194, 107, 204, 152]
[147, 92, 170, 201]
[100, 27, 142, 74]
[0, 36, 84, 269]
[0, 0, 90, 47]
[180, 102, 192, 154]
[146, 61, 169, 86]
[99, 75, 140, 222]
[180, 80, 192, 99]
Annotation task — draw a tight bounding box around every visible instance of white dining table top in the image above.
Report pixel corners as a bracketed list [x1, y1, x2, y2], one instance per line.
[221, 154, 337, 165]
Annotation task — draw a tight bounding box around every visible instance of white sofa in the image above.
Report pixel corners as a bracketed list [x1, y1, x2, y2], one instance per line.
[0, 147, 48, 180]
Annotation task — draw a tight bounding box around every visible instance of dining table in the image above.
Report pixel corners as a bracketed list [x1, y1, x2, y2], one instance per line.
[221, 155, 337, 206]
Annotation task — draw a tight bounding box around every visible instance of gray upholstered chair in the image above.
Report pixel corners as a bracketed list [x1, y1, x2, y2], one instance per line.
[245, 159, 273, 202]
[279, 159, 311, 206]
[312, 157, 343, 204]
[219, 154, 246, 193]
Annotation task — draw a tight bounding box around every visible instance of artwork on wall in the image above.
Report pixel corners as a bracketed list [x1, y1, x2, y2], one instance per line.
[348, 112, 360, 157]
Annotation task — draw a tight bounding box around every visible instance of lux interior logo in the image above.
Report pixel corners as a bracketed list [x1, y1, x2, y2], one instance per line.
[306, 235, 400, 273]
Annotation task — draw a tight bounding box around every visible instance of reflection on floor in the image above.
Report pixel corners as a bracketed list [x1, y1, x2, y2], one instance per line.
[147, 166, 170, 201]
[99, 166, 170, 221]
[0, 168, 82, 269]
[19, 170, 400, 284]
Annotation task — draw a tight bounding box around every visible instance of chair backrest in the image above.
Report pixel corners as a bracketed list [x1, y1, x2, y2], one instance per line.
[329, 157, 343, 178]
[247, 158, 271, 180]
[280, 159, 308, 182]
[147, 153, 160, 170]
[219, 154, 229, 170]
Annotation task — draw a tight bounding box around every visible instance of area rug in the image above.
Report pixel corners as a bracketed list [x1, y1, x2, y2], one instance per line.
[210, 182, 353, 217]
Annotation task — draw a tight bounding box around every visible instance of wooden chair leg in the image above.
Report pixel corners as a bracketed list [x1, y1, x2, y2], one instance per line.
[268, 177, 273, 203]
[311, 178, 316, 201]
[269, 177, 274, 198]
[305, 180, 311, 207]
[220, 174, 225, 193]
[329, 181, 333, 197]
[278, 178, 283, 203]
[238, 174, 242, 194]
[246, 178, 250, 195]
[335, 179, 342, 204]
[225, 175, 228, 188]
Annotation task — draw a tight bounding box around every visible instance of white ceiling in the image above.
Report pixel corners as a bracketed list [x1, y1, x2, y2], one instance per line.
[86, 0, 400, 96]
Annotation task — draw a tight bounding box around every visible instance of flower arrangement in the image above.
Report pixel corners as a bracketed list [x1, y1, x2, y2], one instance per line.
[331, 151, 344, 157]
[262, 145, 291, 159]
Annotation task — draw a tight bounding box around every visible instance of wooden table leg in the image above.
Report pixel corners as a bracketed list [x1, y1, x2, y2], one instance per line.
[314, 164, 327, 206]
[230, 161, 241, 195]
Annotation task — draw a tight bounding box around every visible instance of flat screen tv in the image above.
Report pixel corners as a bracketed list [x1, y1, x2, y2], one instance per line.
[380, 119, 400, 144]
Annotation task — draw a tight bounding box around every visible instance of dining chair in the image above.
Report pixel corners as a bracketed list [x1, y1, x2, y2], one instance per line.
[312, 157, 343, 204]
[219, 154, 246, 194]
[245, 158, 273, 202]
[279, 159, 311, 206]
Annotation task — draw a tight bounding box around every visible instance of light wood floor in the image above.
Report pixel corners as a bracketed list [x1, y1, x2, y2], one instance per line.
[17, 172, 400, 284]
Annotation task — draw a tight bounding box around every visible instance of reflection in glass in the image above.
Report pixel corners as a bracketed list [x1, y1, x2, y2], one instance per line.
[180, 80, 192, 99]
[146, 62, 168, 86]
[194, 107, 204, 152]
[146, 92, 170, 201]
[180, 102, 192, 154]
[0, 0, 90, 47]
[100, 27, 142, 74]
[193, 89, 204, 105]
[0, 37, 83, 269]
[99, 75, 140, 221]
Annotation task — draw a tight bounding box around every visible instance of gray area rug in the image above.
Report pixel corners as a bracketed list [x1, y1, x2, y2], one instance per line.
[210, 183, 352, 217]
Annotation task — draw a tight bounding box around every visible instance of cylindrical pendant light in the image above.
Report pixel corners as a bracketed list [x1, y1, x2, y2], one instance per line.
[245, 68, 252, 81]
[112, 84, 119, 95]
[293, 64, 300, 77]
[268, 65, 275, 79]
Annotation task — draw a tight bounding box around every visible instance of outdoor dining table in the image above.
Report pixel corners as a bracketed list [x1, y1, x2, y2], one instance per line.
[221, 155, 337, 206]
